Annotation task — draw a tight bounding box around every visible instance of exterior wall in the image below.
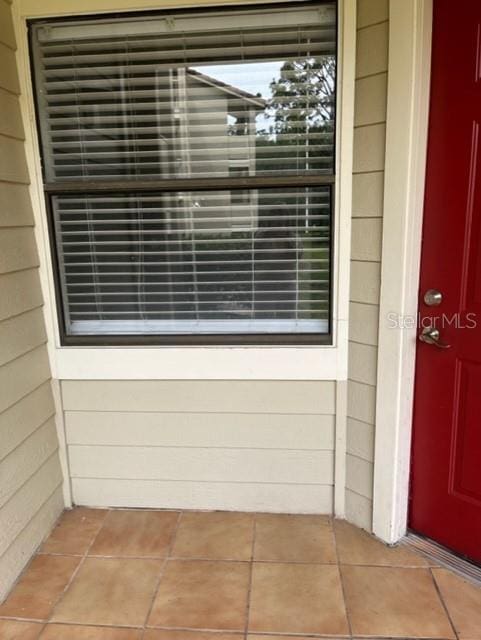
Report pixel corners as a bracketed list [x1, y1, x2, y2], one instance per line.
[0, 0, 64, 602]
[346, 0, 388, 531]
[62, 380, 335, 513]
[6, 0, 392, 522]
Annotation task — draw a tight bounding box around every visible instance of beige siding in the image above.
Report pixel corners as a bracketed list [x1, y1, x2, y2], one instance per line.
[62, 380, 336, 513]
[346, 0, 389, 531]
[0, 0, 63, 603]
[0, 0, 391, 541]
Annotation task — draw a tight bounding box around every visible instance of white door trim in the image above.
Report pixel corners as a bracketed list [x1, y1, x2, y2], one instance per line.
[372, 0, 433, 544]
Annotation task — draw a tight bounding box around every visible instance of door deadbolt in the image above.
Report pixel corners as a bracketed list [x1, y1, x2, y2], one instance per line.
[423, 289, 443, 306]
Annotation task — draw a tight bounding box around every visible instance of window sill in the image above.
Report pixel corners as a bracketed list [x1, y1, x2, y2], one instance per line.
[53, 342, 346, 381]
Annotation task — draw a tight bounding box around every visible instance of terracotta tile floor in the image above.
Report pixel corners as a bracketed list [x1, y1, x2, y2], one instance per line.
[1, 509, 481, 640]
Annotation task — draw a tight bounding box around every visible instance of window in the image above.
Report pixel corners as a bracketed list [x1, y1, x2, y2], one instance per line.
[30, 2, 337, 344]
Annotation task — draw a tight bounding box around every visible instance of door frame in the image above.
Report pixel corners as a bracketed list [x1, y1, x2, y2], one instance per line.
[372, 0, 434, 544]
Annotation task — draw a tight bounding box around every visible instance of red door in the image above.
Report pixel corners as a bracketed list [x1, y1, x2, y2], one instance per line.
[410, 0, 481, 563]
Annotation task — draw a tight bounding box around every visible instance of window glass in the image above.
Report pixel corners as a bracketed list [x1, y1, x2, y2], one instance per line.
[30, 3, 336, 342]
[53, 186, 331, 335]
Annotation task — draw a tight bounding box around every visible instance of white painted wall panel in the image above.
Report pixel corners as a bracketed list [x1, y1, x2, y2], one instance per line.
[350, 261, 381, 305]
[69, 446, 334, 485]
[348, 341, 378, 386]
[352, 172, 384, 217]
[346, 453, 374, 500]
[72, 478, 333, 514]
[345, 488, 373, 531]
[62, 379, 335, 513]
[347, 417, 375, 462]
[61, 380, 336, 414]
[65, 411, 335, 450]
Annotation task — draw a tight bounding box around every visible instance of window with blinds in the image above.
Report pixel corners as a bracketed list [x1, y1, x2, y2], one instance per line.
[30, 1, 337, 344]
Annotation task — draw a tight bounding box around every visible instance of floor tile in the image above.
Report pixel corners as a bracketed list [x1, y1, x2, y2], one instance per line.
[334, 519, 429, 566]
[0, 555, 81, 620]
[171, 511, 254, 561]
[89, 510, 178, 558]
[248, 562, 348, 635]
[41, 508, 108, 556]
[0, 620, 43, 639]
[342, 565, 455, 638]
[254, 514, 336, 563]
[145, 632, 244, 640]
[432, 568, 481, 640]
[39, 625, 142, 639]
[51, 557, 162, 627]
[148, 560, 250, 630]
[248, 636, 345, 640]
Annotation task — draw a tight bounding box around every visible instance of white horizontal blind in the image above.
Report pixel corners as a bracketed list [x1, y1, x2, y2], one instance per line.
[31, 3, 336, 339]
[32, 5, 336, 182]
[53, 187, 331, 334]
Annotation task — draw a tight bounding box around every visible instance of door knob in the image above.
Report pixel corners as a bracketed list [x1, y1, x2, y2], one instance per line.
[419, 326, 451, 349]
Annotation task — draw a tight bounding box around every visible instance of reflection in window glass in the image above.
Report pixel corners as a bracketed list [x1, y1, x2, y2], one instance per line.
[31, 3, 336, 340]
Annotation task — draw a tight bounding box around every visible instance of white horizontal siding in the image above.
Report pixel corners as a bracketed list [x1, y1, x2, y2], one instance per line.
[0, 135, 29, 184]
[63, 379, 335, 513]
[0, 308, 47, 367]
[0, 183, 32, 227]
[347, 417, 375, 462]
[0, 1, 16, 50]
[69, 446, 334, 485]
[346, 453, 374, 500]
[0, 268, 44, 322]
[0, 43, 20, 94]
[347, 0, 389, 531]
[65, 411, 334, 450]
[0, 382, 55, 461]
[0, 89, 24, 141]
[0, 453, 63, 561]
[0, 0, 63, 603]
[345, 488, 373, 532]
[0, 345, 52, 414]
[61, 380, 336, 414]
[0, 419, 59, 508]
[0, 487, 64, 602]
[72, 479, 333, 514]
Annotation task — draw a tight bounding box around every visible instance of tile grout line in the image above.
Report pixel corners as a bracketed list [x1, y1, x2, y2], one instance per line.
[140, 510, 183, 639]
[41, 509, 110, 633]
[331, 518, 353, 639]
[33, 550, 432, 569]
[244, 515, 257, 640]
[1, 508, 475, 640]
[429, 567, 460, 640]
[0, 618, 458, 639]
